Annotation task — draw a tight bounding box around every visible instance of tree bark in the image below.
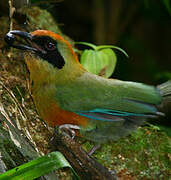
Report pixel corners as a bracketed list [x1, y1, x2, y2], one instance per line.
[50, 129, 117, 180]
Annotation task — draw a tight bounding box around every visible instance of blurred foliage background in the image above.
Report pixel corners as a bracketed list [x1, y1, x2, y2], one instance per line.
[47, 0, 171, 83]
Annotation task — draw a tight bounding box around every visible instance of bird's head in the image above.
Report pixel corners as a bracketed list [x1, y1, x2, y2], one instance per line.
[5, 30, 85, 85]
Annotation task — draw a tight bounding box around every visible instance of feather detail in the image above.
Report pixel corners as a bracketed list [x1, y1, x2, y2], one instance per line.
[157, 81, 171, 113]
[76, 107, 161, 122]
[157, 80, 171, 97]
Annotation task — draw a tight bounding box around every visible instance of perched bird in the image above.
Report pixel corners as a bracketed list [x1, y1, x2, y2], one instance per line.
[5, 30, 171, 146]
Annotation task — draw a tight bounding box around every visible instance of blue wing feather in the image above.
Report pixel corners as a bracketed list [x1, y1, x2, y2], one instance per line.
[76, 108, 158, 122]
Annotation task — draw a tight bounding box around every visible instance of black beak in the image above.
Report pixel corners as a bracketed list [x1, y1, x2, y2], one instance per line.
[5, 30, 37, 52]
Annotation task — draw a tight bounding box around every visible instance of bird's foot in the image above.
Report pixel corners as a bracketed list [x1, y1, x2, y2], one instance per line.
[58, 124, 80, 139]
[88, 144, 101, 156]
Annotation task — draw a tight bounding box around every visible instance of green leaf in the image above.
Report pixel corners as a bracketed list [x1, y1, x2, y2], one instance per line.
[80, 48, 117, 78]
[96, 45, 129, 58]
[0, 152, 80, 180]
[100, 48, 117, 78]
[76, 42, 128, 58]
[78, 41, 128, 78]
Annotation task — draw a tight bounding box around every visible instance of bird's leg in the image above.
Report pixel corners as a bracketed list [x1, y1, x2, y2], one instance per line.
[88, 144, 101, 155]
[58, 124, 80, 139]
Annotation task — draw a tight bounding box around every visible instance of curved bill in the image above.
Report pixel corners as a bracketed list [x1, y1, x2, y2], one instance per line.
[5, 30, 38, 52]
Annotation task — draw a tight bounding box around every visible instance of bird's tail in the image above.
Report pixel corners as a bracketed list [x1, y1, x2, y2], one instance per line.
[157, 81, 171, 113]
[158, 81, 171, 97]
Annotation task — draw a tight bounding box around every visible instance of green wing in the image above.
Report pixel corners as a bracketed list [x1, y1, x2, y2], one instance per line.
[55, 72, 162, 142]
[55, 72, 162, 115]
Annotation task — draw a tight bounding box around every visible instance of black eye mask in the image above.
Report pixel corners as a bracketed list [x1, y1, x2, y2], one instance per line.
[32, 36, 65, 69]
[5, 30, 65, 69]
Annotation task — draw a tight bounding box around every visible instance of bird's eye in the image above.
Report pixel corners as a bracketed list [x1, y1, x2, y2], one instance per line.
[45, 41, 56, 51]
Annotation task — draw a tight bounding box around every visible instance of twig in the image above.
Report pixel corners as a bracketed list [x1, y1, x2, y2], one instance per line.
[0, 81, 27, 123]
[9, 0, 15, 31]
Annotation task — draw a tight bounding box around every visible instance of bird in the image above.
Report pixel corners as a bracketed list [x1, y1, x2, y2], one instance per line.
[5, 30, 171, 152]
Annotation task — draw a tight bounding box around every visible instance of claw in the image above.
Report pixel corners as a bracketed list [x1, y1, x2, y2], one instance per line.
[59, 124, 80, 139]
[88, 144, 101, 155]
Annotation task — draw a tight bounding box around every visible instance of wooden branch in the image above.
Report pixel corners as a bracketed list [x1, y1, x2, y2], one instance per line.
[9, 0, 15, 31]
[50, 130, 117, 180]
